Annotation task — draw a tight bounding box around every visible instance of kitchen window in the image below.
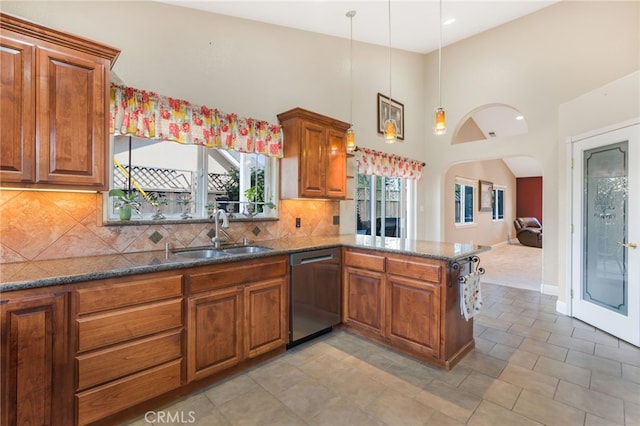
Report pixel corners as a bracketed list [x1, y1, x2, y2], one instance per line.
[455, 178, 476, 225]
[107, 135, 278, 222]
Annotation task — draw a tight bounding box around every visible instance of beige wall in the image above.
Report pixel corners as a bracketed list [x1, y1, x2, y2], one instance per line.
[418, 1, 639, 295]
[1, 0, 639, 301]
[443, 159, 517, 246]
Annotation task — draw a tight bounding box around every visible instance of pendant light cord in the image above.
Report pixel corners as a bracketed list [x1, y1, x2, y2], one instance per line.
[349, 12, 354, 126]
[388, 0, 392, 120]
[438, 0, 442, 107]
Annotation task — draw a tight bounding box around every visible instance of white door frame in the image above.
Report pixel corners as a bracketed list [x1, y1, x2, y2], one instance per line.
[567, 118, 640, 345]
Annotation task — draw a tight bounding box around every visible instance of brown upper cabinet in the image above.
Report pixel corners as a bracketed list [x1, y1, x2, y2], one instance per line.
[278, 108, 349, 199]
[0, 13, 119, 191]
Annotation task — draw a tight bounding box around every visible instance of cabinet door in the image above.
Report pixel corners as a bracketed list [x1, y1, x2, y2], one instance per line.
[0, 31, 35, 183]
[325, 128, 347, 198]
[244, 278, 287, 358]
[0, 292, 71, 426]
[343, 267, 385, 336]
[386, 275, 441, 357]
[36, 45, 109, 188]
[187, 287, 242, 382]
[299, 120, 327, 197]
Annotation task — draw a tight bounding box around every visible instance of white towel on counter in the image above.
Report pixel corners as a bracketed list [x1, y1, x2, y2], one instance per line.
[460, 271, 483, 321]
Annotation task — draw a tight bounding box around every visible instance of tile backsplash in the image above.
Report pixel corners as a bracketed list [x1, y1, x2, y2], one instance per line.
[0, 190, 339, 264]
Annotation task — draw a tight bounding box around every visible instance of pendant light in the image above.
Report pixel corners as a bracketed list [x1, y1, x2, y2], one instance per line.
[383, 0, 397, 143]
[346, 10, 356, 153]
[434, 0, 446, 135]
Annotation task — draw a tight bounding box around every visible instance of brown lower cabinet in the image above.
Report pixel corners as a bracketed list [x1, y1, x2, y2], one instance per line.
[0, 290, 72, 426]
[342, 248, 473, 370]
[186, 256, 288, 382]
[73, 272, 184, 426]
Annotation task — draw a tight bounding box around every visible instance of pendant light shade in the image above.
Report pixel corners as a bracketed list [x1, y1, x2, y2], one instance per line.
[346, 127, 355, 148]
[346, 10, 356, 152]
[383, 0, 396, 143]
[434, 0, 446, 135]
[434, 107, 446, 135]
[384, 118, 397, 143]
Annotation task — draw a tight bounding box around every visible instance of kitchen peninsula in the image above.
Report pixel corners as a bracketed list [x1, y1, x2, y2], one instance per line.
[0, 235, 488, 426]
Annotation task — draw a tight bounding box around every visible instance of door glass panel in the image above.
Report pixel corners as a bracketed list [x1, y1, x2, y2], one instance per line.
[356, 175, 372, 235]
[583, 141, 628, 315]
[378, 177, 402, 237]
[356, 175, 404, 237]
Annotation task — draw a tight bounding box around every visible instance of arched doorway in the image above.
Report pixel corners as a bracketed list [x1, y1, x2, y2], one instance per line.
[452, 103, 528, 144]
[445, 103, 543, 291]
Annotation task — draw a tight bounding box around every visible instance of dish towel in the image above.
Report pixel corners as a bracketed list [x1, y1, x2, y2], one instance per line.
[460, 271, 483, 321]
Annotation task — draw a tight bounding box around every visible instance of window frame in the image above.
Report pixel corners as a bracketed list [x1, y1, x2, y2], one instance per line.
[355, 174, 414, 239]
[105, 135, 278, 223]
[454, 177, 476, 227]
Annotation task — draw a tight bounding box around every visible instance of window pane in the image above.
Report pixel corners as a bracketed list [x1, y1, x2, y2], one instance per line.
[112, 136, 198, 219]
[379, 177, 401, 237]
[110, 136, 276, 221]
[464, 186, 474, 222]
[492, 188, 504, 220]
[356, 175, 372, 234]
[455, 184, 462, 223]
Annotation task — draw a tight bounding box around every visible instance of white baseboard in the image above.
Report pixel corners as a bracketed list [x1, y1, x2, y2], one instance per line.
[541, 283, 558, 296]
[540, 283, 570, 315]
[556, 300, 569, 315]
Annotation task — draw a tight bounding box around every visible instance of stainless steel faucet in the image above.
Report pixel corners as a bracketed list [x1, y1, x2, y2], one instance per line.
[211, 208, 230, 248]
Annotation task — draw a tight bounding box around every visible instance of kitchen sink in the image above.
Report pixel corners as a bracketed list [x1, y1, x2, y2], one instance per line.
[219, 245, 273, 254]
[174, 248, 231, 259]
[174, 245, 272, 258]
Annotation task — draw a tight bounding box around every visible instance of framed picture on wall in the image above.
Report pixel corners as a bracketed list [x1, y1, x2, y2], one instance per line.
[479, 180, 493, 212]
[377, 93, 404, 140]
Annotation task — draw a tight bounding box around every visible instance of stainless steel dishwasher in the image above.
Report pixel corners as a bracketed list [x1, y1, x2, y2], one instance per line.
[288, 247, 341, 348]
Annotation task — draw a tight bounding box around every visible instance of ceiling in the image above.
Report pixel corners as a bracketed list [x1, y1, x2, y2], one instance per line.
[155, 0, 559, 54]
[154, 0, 546, 177]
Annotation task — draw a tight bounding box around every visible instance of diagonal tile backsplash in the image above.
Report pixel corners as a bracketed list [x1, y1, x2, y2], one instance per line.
[0, 191, 340, 264]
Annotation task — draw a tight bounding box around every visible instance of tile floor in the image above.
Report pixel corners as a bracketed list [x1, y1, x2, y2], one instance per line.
[125, 283, 639, 426]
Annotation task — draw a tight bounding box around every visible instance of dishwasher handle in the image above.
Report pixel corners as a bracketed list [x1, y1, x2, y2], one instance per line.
[290, 248, 340, 266]
[300, 254, 334, 264]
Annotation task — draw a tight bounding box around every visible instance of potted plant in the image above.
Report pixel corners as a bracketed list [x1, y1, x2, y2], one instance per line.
[108, 189, 140, 221]
[178, 194, 192, 219]
[243, 187, 259, 217]
[244, 187, 276, 216]
[148, 192, 168, 220]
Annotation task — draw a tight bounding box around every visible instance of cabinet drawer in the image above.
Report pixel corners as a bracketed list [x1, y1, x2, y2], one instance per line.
[77, 298, 182, 352]
[387, 257, 442, 283]
[344, 250, 385, 272]
[76, 329, 182, 391]
[188, 256, 287, 293]
[75, 274, 182, 315]
[76, 359, 182, 426]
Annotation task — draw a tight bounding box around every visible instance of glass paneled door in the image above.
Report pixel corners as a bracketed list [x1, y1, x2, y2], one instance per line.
[571, 122, 639, 346]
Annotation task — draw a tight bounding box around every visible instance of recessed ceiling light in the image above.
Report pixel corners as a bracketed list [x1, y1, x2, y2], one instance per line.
[515, 115, 524, 120]
[443, 18, 456, 26]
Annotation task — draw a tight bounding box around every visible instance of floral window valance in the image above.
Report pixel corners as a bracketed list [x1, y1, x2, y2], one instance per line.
[109, 84, 284, 158]
[356, 147, 424, 180]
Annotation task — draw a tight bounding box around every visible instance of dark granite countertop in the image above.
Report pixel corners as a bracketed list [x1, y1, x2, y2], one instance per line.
[0, 235, 490, 292]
